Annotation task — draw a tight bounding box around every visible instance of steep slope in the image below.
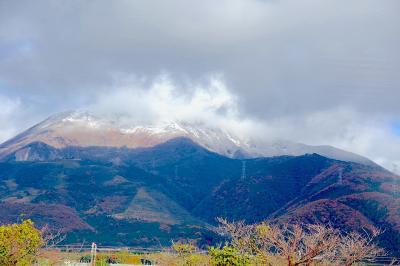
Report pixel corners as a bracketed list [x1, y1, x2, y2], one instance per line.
[192, 154, 333, 222]
[0, 111, 248, 159]
[190, 154, 399, 253]
[0, 110, 374, 165]
[0, 141, 217, 246]
[113, 187, 199, 225]
[0, 135, 398, 252]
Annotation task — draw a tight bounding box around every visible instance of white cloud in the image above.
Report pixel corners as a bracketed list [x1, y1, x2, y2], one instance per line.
[0, 95, 22, 141]
[90, 74, 265, 136]
[1, 0, 399, 117]
[0, 0, 399, 173]
[89, 75, 400, 173]
[255, 107, 400, 173]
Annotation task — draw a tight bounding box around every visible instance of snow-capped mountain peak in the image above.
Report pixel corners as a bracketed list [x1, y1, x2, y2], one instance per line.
[0, 110, 374, 165]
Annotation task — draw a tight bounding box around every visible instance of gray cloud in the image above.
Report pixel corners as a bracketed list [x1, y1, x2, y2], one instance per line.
[0, 0, 400, 172]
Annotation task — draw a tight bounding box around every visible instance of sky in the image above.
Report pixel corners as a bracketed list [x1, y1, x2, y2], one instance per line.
[0, 0, 399, 172]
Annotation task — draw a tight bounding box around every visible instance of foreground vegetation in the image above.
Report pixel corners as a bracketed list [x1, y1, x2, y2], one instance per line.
[0, 220, 43, 266]
[0, 219, 395, 265]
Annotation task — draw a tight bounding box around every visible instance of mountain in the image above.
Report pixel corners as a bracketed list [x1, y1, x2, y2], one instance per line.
[0, 138, 399, 253]
[0, 112, 398, 254]
[0, 110, 373, 165]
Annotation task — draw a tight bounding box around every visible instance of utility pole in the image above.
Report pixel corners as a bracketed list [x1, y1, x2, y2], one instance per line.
[338, 168, 343, 185]
[91, 242, 97, 266]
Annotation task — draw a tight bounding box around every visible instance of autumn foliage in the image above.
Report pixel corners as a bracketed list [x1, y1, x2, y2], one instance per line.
[0, 220, 43, 266]
[217, 218, 384, 266]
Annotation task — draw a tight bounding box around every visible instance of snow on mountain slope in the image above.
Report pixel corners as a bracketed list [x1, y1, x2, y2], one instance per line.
[0, 111, 248, 159]
[0, 110, 374, 165]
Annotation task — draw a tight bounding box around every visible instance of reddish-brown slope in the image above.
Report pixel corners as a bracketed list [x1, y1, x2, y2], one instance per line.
[0, 202, 93, 232]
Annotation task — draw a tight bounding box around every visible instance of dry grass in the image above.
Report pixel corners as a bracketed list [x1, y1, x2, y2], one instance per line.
[146, 252, 210, 266]
[36, 250, 82, 265]
[37, 250, 211, 266]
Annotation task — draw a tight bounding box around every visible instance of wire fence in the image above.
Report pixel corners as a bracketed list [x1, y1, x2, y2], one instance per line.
[47, 245, 399, 265]
[49, 244, 165, 253]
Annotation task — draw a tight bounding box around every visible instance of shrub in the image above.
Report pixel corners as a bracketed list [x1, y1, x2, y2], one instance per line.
[79, 252, 144, 265]
[170, 242, 210, 266]
[114, 252, 141, 264]
[172, 242, 197, 255]
[217, 218, 384, 266]
[95, 254, 121, 266]
[79, 254, 92, 263]
[0, 220, 43, 266]
[209, 246, 249, 266]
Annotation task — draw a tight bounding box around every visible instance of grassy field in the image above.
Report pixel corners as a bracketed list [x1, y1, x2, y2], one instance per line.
[37, 250, 211, 265]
